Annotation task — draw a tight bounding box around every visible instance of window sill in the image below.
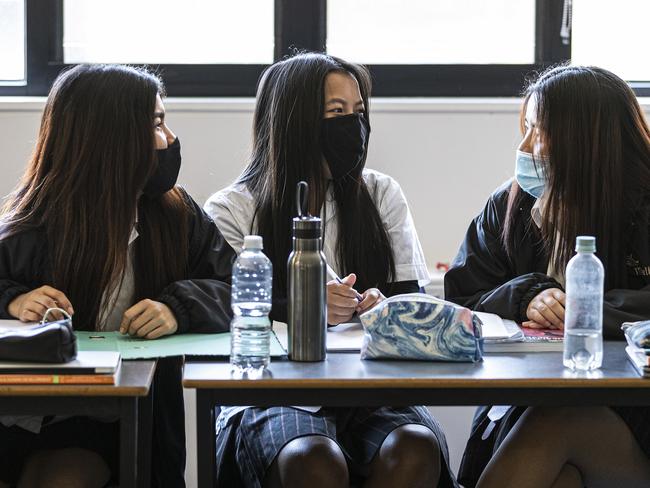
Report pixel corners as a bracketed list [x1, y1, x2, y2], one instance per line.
[2, 97, 650, 114]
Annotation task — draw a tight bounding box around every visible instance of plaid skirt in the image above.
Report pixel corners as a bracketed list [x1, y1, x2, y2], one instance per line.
[216, 406, 457, 488]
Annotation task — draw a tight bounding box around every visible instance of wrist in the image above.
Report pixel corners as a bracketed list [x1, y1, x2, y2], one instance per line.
[7, 294, 24, 319]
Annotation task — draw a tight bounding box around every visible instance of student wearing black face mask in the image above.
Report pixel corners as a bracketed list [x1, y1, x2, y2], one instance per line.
[205, 53, 455, 488]
[0, 64, 235, 487]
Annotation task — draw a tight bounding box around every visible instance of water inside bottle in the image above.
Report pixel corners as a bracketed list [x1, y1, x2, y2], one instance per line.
[563, 329, 603, 371]
[231, 315, 271, 374]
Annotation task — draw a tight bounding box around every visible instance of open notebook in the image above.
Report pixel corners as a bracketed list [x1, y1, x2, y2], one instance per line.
[274, 311, 563, 354]
[273, 320, 364, 353]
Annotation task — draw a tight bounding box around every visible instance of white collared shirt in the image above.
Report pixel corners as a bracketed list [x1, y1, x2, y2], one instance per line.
[204, 168, 430, 285]
[97, 226, 139, 331]
[531, 196, 565, 287]
[204, 168, 429, 426]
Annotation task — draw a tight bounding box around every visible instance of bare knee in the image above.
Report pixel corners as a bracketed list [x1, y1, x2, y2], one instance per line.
[523, 406, 610, 440]
[19, 448, 110, 488]
[523, 406, 575, 426]
[274, 436, 348, 488]
[376, 424, 441, 480]
[551, 463, 584, 488]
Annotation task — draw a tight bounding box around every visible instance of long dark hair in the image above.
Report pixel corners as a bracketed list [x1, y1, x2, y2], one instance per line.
[240, 52, 395, 294]
[1, 64, 189, 330]
[503, 65, 650, 288]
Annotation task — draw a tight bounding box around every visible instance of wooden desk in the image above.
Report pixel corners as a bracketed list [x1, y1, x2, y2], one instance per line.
[183, 341, 650, 487]
[0, 360, 156, 488]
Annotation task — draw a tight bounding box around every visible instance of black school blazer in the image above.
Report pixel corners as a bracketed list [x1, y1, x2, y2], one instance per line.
[444, 179, 650, 339]
[0, 189, 236, 332]
[0, 188, 236, 487]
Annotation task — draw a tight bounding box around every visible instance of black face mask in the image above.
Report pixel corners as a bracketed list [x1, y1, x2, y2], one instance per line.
[321, 113, 370, 180]
[143, 137, 182, 197]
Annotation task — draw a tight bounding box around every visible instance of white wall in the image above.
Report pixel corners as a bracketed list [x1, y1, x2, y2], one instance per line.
[0, 97, 522, 265]
[4, 97, 648, 486]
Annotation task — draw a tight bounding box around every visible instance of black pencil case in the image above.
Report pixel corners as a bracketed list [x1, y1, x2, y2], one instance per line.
[0, 308, 77, 363]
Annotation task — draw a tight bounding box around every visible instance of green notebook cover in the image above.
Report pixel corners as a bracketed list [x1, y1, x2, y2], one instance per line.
[76, 331, 287, 360]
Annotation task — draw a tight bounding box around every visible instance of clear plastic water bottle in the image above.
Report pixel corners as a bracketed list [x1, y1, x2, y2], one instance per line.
[563, 236, 604, 371]
[230, 235, 272, 373]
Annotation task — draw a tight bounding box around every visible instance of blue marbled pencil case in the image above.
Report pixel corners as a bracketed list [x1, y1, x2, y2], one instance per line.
[359, 293, 483, 362]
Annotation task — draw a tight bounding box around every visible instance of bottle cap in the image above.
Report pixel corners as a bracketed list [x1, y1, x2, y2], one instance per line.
[243, 235, 264, 250]
[575, 236, 596, 253]
[292, 216, 321, 239]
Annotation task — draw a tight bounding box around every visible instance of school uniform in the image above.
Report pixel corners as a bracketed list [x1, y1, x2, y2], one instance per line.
[444, 179, 650, 487]
[0, 189, 236, 487]
[204, 168, 457, 488]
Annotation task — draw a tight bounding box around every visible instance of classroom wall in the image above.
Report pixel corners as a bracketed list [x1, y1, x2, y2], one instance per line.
[0, 97, 522, 266]
[2, 97, 649, 486]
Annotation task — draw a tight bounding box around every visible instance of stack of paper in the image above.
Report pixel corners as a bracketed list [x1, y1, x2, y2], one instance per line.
[625, 346, 650, 378]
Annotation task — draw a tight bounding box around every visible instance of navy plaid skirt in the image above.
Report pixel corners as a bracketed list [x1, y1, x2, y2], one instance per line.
[216, 405, 457, 488]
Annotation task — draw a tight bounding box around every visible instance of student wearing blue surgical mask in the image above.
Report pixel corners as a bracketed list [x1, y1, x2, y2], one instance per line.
[446, 66, 650, 487]
[205, 52, 457, 488]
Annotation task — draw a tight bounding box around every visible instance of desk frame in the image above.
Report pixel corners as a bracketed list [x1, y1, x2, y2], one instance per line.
[185, 344, 650, 487]
[0, 361, 154, 488]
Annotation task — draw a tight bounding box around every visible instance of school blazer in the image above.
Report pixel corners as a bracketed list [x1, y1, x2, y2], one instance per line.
[0, 189, 236, 487]
[444, 179, 650, 339]
[0, 190, 236, 332]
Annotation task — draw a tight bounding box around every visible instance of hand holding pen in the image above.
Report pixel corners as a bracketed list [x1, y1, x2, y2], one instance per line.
[327, 265, 363, 300]
[326, 265, 385, 325]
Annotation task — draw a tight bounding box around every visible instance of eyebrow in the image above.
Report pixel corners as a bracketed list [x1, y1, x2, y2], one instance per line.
[153, 111, 165, 119]
[326, 98, 365, 107]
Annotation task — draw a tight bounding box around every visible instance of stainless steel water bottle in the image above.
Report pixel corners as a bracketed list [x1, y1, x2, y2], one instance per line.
[287, 182, 327, 361]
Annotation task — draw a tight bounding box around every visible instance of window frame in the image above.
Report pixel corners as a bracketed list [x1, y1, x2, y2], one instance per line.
[1, 0, 648, 97]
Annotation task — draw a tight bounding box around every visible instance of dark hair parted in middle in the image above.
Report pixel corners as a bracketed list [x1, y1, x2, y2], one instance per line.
[239, 52, 395, 295]
[1, 64, 189, 329]
[503, 65, 650, 289]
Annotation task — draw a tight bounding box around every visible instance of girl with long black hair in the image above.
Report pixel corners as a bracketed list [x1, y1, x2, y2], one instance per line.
[445, 65, 650, 487]
[0, 64, 235, 487]
[205, 52, 456, 488]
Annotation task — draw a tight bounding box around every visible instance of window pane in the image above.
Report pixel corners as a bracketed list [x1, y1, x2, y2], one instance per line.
[0, 0, 25, 82]
[572, 0, 650, 81]
[63, 0, 274, 64]
[327, 0, 535, 64]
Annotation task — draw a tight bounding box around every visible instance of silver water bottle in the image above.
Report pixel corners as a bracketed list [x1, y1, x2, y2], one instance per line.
[287, 182, 327, 361]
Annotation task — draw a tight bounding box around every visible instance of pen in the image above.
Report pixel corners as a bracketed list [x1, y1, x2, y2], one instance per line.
[326, 264, 364, 301]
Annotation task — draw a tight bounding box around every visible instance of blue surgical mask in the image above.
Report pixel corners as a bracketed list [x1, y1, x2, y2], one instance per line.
[515, 150, 547, 199]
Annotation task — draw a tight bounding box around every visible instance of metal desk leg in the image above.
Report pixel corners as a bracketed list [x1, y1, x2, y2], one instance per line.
[120, 398, 138, 488]
[137, 391, 153, 487]
[196, 390, 216, 488]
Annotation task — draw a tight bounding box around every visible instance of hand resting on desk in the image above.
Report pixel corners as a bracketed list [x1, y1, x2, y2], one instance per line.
[119, 299, 178, 339]
[524, 288, 565, 330]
